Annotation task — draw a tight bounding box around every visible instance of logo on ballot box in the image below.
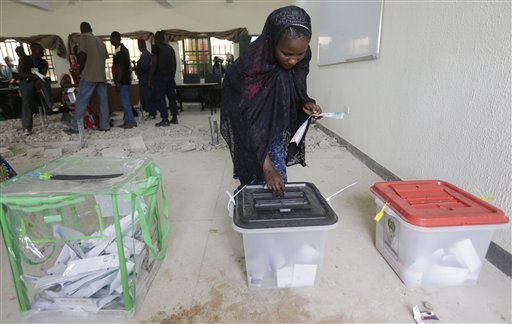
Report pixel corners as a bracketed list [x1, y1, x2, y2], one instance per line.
[384, 216, 399, 258]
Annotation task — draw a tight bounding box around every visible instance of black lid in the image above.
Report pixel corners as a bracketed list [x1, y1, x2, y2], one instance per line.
[233, 182, 338, 229]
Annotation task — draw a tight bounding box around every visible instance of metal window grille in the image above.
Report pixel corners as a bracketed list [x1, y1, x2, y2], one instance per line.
[0, 39, 57, 82]
[210, 37, 235, 65]
[179, 37, 234, 79]
[104, 38, 141, 82]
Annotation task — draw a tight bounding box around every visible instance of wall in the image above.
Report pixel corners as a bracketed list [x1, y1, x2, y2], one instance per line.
[0, 0, 291, 78]
[297, 1, 511, 252]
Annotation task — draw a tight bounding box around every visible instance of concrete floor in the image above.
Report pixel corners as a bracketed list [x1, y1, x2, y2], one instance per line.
[0, 106, 510, 323]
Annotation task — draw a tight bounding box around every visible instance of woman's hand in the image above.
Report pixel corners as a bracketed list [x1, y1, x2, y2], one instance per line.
[263, 155, 285, 197]
[302, 102, 322, 119]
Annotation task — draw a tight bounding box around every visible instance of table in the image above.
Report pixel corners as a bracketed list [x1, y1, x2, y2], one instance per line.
[175, 82, 221, 115]
[89, 84, 140, 116]
[0, 86, 21, 120]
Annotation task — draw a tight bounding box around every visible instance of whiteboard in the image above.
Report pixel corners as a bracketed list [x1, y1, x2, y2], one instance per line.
[317, 0, 384, 66]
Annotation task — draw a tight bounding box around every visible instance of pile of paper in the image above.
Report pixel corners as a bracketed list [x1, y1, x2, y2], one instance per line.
[403, 238, 482, 287]
[247, 241, 321, 288]
[24, 210, 148, 314]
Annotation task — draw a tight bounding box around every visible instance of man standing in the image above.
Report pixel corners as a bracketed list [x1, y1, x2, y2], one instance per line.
[66, 21, 110, 133]
[150, 30, 178, 126]
[134, 38, 152, 117]
[17, 43, 53, 135]
[110, 31, 136, 129]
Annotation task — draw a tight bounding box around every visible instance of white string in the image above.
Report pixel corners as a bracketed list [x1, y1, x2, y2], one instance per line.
[325, 181, 358, 202]
[226, 185, 247, 211]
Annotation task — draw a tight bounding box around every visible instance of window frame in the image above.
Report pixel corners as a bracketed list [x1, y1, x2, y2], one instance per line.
[103, 37, 141, 82]
[179, 37, 234, 79]
[0, 39, 58, 82]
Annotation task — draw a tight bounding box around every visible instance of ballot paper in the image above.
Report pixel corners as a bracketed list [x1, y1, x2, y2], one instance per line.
[33, 71, 46, 81]
[290, 112, 346, 144]
[26, 211, 149, 314]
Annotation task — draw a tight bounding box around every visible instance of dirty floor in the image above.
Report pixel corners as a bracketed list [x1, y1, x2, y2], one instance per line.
[0, 105, 510, 323]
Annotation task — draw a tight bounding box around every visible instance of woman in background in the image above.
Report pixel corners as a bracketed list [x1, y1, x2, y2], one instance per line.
[220, 6, 321, 196]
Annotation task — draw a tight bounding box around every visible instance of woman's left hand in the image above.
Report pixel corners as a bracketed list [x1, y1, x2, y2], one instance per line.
[303, 102, 322, 119]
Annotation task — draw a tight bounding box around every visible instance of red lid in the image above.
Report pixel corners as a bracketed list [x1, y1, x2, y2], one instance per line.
[370, 180, 509, 227]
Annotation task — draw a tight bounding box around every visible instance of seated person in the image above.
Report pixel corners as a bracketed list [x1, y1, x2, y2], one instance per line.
[17, 43, 55, 135]
[0, 56, 16, 81]
[60, 50, 99, 130]
[60, 49, 81, 109]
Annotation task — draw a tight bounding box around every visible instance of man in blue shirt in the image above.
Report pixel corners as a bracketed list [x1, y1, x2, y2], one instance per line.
[135, 38, 151, 118]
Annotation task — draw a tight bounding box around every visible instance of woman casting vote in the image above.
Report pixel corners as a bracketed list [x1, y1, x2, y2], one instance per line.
[221, 6, 321, 197]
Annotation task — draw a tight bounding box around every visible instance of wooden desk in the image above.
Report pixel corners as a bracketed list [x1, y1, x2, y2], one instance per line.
[89, 84, 139, 116]
[175, 82, 220, 114]
[0, 86, 19, 92]
[0, 86, 21, 119]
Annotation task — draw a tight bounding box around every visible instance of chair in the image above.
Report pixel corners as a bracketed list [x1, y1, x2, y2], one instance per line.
[204, 73, 222, 115]
[35, 90, 48, 127]
[176, 74, 204, 111]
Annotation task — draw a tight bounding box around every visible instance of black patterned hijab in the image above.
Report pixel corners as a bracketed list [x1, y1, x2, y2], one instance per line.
[220, 5, 315, 185]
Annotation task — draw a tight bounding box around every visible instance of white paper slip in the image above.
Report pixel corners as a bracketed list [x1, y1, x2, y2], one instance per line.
[277, 267, 294, 288]
[319, 112, 346, 119]
[97, 293, 121, 309]
[63, 254, 120, 277]
[71, 271, 118, 298]
[290, 117, 312, 145]
[108, 261, 135, 294]
[291, 264, 317, 287]
[53, 297, 100, 313]
[86, 236, 116, 258]
[35, 271, 93, 290]
[290, 111, 346, 144]
[63, 269, 116, 296]
[33, 71, 46, 80]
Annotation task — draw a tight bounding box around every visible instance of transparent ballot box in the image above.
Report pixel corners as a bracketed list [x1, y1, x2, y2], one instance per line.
[0, 157, 170, 322]
[371, 180, 509, 287]
[231, 183, 338, 289]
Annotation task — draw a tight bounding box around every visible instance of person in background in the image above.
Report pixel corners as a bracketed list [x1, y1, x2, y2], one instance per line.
[224, 53, 234, 71]
[110, 31, 136, 129]
[134, 38, 152, 117]
[150, 30, 178, 126]
[60, 45, 80, 109]
[15, 46, 27, 68]
[212, 56, 225, 77]
[65, 21, 110, 134]
[220, 6, 321, 196]
[10, 46, 26, 81]
[0, 56, 16, 80]
[17, 43, 54, 135]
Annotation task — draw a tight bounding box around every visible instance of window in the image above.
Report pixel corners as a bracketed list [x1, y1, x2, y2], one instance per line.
[179, 37, 234, 79]
[180, 37, 210, 79]
[104, 37, 141, 81]
[0, 39, 58, 82]
[210, 37, 235, 65]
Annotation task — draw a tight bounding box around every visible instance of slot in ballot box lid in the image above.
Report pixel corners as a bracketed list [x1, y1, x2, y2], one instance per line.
[234, 182, 338, 230]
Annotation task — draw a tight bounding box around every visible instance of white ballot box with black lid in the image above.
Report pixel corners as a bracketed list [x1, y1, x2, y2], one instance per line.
[231, 183, 338, 289]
